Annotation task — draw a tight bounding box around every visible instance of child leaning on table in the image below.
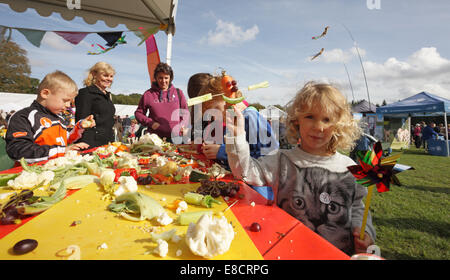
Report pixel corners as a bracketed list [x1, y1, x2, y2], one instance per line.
[6, 70, 96, 164]
[225, 81, 376, 255]
[196, 74, 278, 169]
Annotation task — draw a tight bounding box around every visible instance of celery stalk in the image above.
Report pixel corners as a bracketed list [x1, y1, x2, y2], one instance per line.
[50, 175, 99, 190]
[184, 192, 221, 208]
[178, 211, 212, 225]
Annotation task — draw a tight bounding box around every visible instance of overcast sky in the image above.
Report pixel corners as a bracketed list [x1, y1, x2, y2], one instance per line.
[1, 0, 450, 107]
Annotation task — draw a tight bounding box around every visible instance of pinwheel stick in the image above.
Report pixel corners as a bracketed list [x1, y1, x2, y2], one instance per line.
[360, 184, 375, 240]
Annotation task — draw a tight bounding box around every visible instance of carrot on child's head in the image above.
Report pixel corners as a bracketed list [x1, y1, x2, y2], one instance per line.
[285, 81, 362, 153]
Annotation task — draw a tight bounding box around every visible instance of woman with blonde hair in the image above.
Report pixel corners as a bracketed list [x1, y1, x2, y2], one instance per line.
[75, 62, 116, 147]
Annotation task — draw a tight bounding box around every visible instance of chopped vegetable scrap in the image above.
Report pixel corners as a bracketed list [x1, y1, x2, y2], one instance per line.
[184, 192, 222, 208]
[153, 239, 169, 257]
[108, 192, 165, 222]
[56, 245, 81, 260]
[70, 220, 82, 227]
[185, 213, 235, 258]
[178, 210, 212, 226]
[222, 95, 245, 105]
[247, 81, 270, 91]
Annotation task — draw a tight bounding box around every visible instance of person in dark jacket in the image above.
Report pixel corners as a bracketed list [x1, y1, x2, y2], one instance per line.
[75, 62, 116, 148]
[135, 62, 188, 142]
[422, 122, 439, 150]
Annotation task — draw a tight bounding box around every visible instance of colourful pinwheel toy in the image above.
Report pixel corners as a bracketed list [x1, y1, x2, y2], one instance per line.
[347, 141, 410, 192]
[347, 141, 413, 240]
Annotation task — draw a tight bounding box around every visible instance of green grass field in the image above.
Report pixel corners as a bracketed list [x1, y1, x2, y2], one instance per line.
[367, 146, 450, 260]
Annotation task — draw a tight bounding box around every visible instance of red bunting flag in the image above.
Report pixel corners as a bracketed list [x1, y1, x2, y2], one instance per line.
[145, 34, 160, 84]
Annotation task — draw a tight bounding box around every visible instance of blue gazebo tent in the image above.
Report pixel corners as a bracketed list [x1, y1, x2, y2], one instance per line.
[376, 91, 450, 156]
[376, 92, 450, 115]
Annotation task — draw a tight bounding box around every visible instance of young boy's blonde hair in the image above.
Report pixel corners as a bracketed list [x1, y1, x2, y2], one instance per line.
[285, 81, 361, 153]
[83, 61, 115, 87]
[37, 70, 78, 97]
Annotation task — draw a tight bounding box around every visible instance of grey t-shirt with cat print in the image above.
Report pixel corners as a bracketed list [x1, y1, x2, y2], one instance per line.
[225, 134, 376, 255]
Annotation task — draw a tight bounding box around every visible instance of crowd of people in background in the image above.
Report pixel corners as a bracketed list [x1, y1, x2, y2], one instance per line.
[112, 115, 141, 142]
[412, 121, 450, 150]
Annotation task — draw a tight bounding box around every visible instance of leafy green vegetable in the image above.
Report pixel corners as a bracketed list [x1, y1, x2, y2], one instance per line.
[17, 181, 67, 215]
[81, 161, 101, 176]
[20, 158, 43, 174]
[108, 192, 164, 222]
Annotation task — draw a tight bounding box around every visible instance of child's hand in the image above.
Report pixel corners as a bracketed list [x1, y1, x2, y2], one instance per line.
[352, 227, 374, 254]
[202, 143, 221, 159]
[66, 142, 90, 152]
[225, 105, 245, 137]
[81, 115, 96, 129]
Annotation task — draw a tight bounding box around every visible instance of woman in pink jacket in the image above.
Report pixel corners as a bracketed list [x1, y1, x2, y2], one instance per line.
[413, 123, 422, 148]
[135, 63, 188, 142]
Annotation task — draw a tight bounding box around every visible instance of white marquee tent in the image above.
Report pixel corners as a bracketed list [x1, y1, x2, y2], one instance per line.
[0, 92, 37, 112]
[0, 0, 179, 64]
[259, 105, 288, 121]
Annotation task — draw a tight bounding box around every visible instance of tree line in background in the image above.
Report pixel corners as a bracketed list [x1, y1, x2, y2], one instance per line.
[1, 34, 385, 111]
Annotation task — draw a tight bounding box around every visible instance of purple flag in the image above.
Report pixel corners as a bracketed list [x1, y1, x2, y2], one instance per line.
[54, 31, 88, 45]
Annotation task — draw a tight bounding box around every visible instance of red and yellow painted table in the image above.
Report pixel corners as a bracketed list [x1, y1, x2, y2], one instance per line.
[0, 162, 350, 260]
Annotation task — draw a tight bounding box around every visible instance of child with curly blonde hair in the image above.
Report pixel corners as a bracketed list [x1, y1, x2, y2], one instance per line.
[225, 82, 376, 255]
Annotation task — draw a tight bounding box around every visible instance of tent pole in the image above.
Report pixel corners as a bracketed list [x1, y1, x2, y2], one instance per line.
[445, 112, 449, 157]
[166, 28, 173, 66]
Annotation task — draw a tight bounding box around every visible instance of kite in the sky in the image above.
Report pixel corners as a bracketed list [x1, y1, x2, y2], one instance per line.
[88, 35, 127, 55]
[311, 48, 324, 61]
[312, 26, 330, 40]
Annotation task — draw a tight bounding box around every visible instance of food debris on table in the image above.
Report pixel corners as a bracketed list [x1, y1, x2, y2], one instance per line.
[153, 239, 168, 257]
[56, 244, 81, 260]
[97, 242, 108, 250]
[70, 220, 81, 227]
